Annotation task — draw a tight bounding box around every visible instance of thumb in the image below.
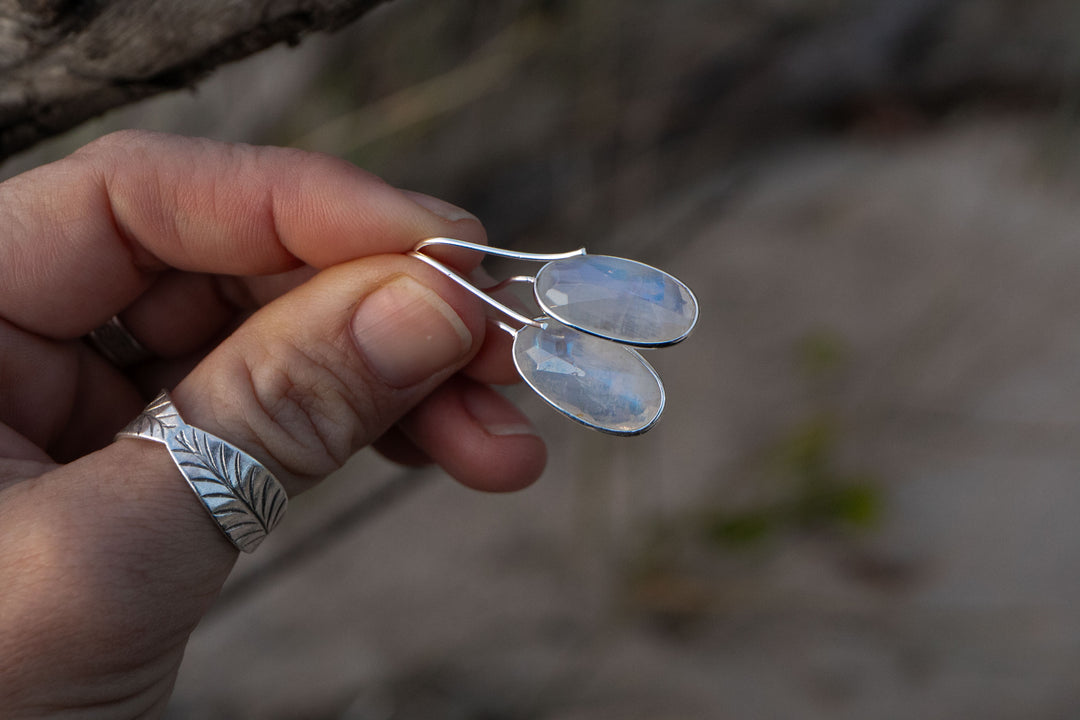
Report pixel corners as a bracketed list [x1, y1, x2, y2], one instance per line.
[170, 252, 487, 494]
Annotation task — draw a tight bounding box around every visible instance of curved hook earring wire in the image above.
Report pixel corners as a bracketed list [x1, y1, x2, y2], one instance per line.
[408, 250, 543, 329]
[411, 237, 586, 330]
[482, 275, 535, 294]
[414, 237, 586, 263]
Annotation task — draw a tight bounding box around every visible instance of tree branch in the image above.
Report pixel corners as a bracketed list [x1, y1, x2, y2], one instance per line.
[0, 0, 390, 161]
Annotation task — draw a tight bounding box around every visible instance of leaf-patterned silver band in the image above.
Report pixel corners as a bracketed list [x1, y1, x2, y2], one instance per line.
[116, 390, 288, 553]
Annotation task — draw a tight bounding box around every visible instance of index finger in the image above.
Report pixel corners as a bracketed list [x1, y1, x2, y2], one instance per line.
[0, 130, 486, 338]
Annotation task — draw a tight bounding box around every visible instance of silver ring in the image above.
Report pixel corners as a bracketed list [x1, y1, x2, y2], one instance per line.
[116, 390, 288, 553]
[86, 315, 153, 367]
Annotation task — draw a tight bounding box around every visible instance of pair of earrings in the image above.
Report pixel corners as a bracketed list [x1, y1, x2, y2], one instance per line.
[411, 238, 698, 436]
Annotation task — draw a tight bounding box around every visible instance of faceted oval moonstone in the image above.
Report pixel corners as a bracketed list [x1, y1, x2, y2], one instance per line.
[513, 321, 665, 434]
[533, 255, 697, 347]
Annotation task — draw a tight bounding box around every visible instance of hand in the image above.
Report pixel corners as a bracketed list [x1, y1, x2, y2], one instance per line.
[0, 130, 546, 718]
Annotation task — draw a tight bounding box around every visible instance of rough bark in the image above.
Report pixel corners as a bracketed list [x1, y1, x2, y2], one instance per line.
[0, 0, 389, 161]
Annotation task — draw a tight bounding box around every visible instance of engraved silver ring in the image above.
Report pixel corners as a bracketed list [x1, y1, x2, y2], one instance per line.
[116, 390, 288, 553]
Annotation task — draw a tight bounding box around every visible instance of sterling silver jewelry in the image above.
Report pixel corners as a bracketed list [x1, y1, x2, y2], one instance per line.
[85, 315, 153, 367]
[117, 390, 288, 552]
[411, 238, 698, 435]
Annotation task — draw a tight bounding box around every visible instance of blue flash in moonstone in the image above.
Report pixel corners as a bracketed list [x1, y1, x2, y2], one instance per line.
[513, 321, 664, 434]
[533, 255, 697, 347]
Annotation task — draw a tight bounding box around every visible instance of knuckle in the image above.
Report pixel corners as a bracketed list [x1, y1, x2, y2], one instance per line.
[232, 334, 378, 480]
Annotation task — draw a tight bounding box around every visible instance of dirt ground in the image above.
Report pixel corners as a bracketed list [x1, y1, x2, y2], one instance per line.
[7, 1, 1080, 718]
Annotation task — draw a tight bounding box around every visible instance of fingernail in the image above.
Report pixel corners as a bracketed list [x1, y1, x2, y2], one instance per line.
[463, 383, 539, 438]
[352, 276, 473, 388]
[401, 190, 478, 223]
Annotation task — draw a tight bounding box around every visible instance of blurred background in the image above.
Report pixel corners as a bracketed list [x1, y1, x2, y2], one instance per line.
[7, 0, 1080, 717]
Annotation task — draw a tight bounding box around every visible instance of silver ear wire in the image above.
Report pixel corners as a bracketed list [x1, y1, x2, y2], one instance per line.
[411, 237, 589, 329]
[413, 237, 586, 263]
[408, 249, 542, 329]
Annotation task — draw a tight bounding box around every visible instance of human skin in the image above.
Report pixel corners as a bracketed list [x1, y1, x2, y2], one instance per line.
[0, 130, 547, 718]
